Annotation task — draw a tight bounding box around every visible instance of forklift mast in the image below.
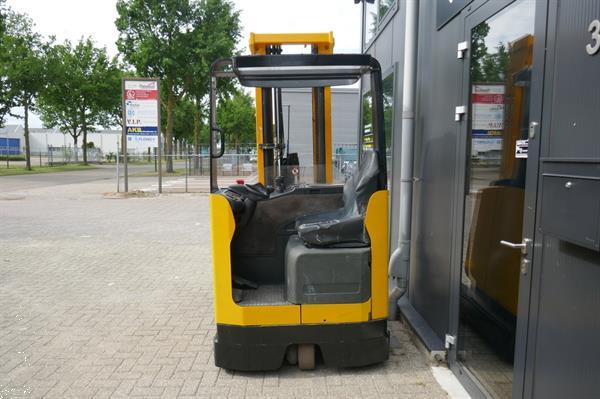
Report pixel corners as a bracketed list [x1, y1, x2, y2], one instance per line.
[249, 33, 335, 187]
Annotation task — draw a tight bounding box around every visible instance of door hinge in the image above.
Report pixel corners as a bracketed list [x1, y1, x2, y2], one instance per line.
[445, 334, 456, 349]
[455, 106, 466, 121]
[457, 41, 468, 59]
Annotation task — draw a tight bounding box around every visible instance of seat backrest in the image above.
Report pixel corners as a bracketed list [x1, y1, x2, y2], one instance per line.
[342, 150, 380, 216]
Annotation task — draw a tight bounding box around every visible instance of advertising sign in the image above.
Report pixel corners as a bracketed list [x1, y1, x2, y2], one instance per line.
[472, 84, 505, 154]
[472, 84, 505, 135]
[123, 79, 159, 147]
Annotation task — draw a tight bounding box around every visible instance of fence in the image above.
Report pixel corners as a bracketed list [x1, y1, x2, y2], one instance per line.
[1, 146, 107, 168]
[115, 150, 367, 194]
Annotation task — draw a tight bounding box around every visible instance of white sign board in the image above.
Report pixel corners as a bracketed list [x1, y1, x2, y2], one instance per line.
[123, 79, 159, 147]
[515, 139, 528, 158]
[472, 84, 505, 133]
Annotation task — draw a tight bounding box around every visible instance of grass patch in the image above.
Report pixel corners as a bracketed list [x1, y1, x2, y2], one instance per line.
[0, 163, 97, 176]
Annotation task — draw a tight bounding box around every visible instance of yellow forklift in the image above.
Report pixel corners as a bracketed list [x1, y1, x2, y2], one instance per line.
[208, 33, 389, 370]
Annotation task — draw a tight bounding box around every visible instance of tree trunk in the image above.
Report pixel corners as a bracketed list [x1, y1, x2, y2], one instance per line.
[193, 107, 201, 173]
[165, 78, 174, 173]
[72, 134, 79, 163]
[82, 120, 88, 165]
[23, 101, 31, 170]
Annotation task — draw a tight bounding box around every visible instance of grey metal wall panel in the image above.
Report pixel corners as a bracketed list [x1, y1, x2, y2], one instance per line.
[530, 239, 600, 398]
[546, 0, 600, 159]
[408, 0, 463, 341]
[526, 1, 600, 397]
[374, 20, 394, 72]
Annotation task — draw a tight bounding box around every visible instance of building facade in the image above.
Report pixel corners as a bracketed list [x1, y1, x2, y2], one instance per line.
[359, 0, 600, 398]
[282, 87, 360, 175]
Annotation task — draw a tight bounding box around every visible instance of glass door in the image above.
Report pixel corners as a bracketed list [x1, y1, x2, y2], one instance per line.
[456, 1, 536, 398]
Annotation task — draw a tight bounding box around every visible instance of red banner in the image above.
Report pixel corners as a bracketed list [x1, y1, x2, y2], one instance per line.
[124, 89, 158, 100]
[472, 93, 504, 104]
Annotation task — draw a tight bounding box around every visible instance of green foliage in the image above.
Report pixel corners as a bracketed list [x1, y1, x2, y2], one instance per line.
[3, 12, 45, 112]
[115, 0, 197, 89]
[3, 10, 47, 168]
[39, 38, 122, 163]
[470, 22, 510, 83]
[116, 0, 200, 171]
[217, 90, 255, 148]
[0, 0, 12, 128]
[184, 0, 241, 104]
[161, 96, 195, 142]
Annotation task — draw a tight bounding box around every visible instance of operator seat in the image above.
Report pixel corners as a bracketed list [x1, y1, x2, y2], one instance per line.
[295, 150, 379, 248]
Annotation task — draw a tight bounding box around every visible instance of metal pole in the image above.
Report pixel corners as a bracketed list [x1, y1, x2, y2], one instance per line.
[121, 78, 129, 192]
[157, 80, 162, 194]
[116, 140, 120, 193]
[185, 152, 188, 193]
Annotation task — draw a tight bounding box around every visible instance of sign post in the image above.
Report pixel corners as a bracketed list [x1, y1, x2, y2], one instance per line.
[122, 78, 161, 193]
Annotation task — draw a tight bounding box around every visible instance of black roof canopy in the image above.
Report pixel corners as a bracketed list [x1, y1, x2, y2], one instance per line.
[231, 54, 375, 88]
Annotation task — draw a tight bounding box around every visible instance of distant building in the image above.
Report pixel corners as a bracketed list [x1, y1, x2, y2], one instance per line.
[0, 125, 152, 155]
[282, 87, 359, 168]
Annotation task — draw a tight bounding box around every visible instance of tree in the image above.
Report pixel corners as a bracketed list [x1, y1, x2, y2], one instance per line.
[470, 22, 490, 83]
[74, 39, 122, 164]
[217, 90, 255, 149]
[39, 38, 122, 164]
[184, 0, 241, 166]
[38, 43, 82, 160]
[4, 11, 46, 170]
[0, 0, 14, 128]
[116, 0, 200, 172]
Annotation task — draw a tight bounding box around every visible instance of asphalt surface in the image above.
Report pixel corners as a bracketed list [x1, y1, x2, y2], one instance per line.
[0, 164, 156, 193]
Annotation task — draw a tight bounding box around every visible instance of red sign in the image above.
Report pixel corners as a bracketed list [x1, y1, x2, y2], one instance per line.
[125, 89, 158, 100]
[471, 93, 504, 104]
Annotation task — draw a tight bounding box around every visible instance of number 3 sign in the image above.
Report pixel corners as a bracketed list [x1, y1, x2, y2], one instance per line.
[586, 19, 600, 56]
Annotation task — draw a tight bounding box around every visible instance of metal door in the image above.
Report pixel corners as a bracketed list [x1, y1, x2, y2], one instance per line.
[446, 0, 548, 397]
[520, 1, 600, 397]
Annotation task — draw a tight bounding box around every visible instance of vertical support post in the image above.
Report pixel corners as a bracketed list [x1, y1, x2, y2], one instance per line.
[116, 140, 120, 193]
[185, 152, 188, 193]
[121, 78, 129, 192]
[157, 79, 162, 194]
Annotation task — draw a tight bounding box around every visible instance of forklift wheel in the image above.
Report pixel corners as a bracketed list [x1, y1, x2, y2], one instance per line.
[298, 344, 315, 370]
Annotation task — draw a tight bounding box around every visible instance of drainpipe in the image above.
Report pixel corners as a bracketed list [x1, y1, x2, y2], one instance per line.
[388, 0, 419, 319]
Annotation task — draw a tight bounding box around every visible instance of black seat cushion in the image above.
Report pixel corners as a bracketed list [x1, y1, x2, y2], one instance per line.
[295, 150, 379, 247]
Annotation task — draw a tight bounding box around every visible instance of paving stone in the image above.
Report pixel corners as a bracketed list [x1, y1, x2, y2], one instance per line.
[0, 179, 450, 398]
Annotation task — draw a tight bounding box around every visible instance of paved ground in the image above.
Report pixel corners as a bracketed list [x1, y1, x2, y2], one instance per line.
[0, 175, 451, 398]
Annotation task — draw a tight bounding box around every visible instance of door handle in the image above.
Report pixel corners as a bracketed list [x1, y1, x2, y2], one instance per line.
[500, 238, 532, 255]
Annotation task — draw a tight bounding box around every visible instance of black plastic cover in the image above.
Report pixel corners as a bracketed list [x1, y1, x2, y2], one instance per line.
[232, 54, 373, 88]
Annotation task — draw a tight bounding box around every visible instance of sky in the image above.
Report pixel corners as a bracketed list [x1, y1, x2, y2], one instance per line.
[5, 0, 362, 128]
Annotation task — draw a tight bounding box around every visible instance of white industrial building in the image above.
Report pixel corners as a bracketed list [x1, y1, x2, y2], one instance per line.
[0, 125, 155, 156]
[1, 87, 360, 161]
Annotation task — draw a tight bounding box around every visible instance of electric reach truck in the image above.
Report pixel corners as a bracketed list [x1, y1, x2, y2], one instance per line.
[209, 33, 389, 371]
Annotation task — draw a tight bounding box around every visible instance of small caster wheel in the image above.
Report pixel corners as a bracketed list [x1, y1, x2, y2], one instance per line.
[298, 344, 315, 370]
